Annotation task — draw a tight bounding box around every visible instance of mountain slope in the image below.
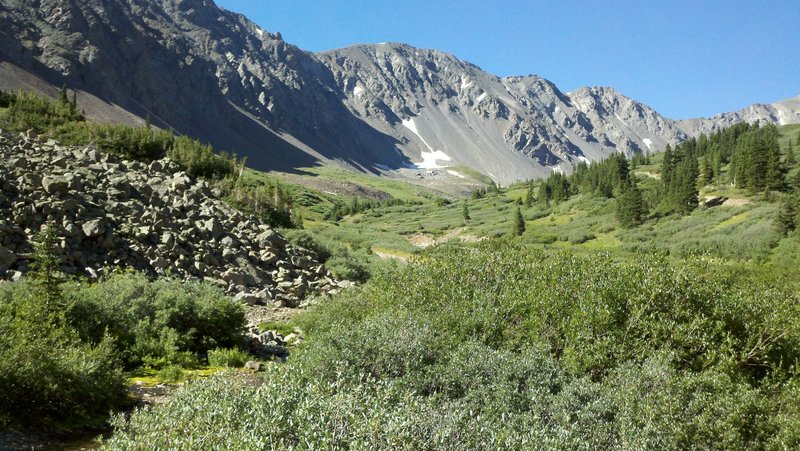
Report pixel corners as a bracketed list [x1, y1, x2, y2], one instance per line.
[0, 0, 409, 172]
[319, 44, 693, 183]
[678, 95, 800, 136]
[0, 0, 797, 185]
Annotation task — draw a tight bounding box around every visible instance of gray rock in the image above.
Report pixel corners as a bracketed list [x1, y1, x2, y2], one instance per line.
[0, 245, 17, 271]
[233, 292, 263, 306]
[82, 218, 105, 237]
[244, 361, 262, 371]
[42, 176, 69, 196]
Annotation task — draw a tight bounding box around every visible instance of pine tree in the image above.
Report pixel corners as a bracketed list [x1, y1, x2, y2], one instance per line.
[58, 84, 68, 106]
[511, 206, 525, 236]
[775, 196, 796, 236]
[69, 90, 78, 116]
[524, 181, 534, 207]
[538, 181, 550, 208]
[30, 224, 66, 322]
[615, 178, 646, 228]
[462, 200, 470, 224]
[661, 144, 675, 188]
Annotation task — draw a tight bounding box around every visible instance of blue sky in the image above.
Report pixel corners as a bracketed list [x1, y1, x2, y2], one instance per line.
[215, 0, 799, 119]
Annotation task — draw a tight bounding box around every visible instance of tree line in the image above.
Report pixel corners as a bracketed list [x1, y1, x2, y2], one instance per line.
[532, 122, 795, 228]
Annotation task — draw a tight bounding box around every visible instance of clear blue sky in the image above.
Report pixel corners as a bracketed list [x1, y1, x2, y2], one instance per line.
[215, 0, 799, 119]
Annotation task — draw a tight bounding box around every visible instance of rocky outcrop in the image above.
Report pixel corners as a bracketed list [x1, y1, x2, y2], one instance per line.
[677, 95, 800, 136]
[0, 130, 340, 306]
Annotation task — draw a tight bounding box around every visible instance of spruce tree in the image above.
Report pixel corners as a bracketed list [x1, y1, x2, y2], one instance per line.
[69, 90, 78, 116]
[538, 181, 550, 208]
[511, 207, 525, 236]
[462, 200, 470, 224]
[775, 196, 796, 236]
[615, 178, 646, 228]
[524, 181, 534, 207]
[58, 84, 68, 106]
[30, 224, 66, 322]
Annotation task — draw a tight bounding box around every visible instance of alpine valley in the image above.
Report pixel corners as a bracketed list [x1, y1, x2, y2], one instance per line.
[3, 1, 800, 450]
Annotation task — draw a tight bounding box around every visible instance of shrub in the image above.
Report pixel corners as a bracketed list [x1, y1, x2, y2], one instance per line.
[168, 135, 238, 180]
[157, 365, 185, 383]
[0, 282, 128, 429]
[207, 348, 249, 368]
[65, 272, 245, 369]
[103, 243, 800, 447]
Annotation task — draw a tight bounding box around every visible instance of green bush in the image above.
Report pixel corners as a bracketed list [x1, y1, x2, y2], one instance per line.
[0, 281, 128, 429]
[207, 347, 249, 368]
[168, 135, 238, 180]
[105, 243, 800, 448]
[1, 90, 82, 131]
[54, 122, 173, 161]
[157, 365, 184, 383]
[65, 272, 245, 369]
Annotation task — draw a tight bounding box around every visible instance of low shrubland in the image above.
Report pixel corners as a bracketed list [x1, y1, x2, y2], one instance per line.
[104, 242, 800, 449]
[1, 89, 239, 180]
[0, 270, 244, 429]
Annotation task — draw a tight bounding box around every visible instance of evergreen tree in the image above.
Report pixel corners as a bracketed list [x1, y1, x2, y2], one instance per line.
[462, 200, 470, 224]
[69, 90, 78, 116]
[524, 181, 534, 207]
[511, 206, 525, 236]
[29, 224, 66, 322]
[775, 196, 796, 236]
[58, 84, 68, 106]
[661, 144, 675, 188]
[615, 178, 646, 228]
[538, 181, 550, 208]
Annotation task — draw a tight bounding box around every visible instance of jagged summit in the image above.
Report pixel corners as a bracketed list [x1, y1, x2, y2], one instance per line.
[1, 0, 798, 184]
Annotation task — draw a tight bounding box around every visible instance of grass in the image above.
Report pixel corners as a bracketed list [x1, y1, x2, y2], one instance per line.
[128, 366, 227, 387]
[293, 165, 444, 203]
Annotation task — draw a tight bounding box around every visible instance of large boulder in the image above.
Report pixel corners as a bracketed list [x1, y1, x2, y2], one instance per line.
[0, 245, 17, 272]
[41, 175, 69, 196]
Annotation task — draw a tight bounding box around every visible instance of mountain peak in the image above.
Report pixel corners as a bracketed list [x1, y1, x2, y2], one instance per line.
[0, 0, 797, 184]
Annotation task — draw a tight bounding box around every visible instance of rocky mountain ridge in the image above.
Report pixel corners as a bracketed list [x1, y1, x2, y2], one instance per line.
[0, 129, 343, 306]
[0, 0, 798, 184]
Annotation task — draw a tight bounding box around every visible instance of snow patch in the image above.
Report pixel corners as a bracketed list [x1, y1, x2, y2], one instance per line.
[578, 156, 591, 164]
[353, 85, 365, 97]
[447, 170, 466, 179]
[460, 77, 473, 91]
[256, 28, 264, 38]
[551, 166, 564, 175]
[403, 117, 451, 169]
[402, 117, 434, 152]
[416, 150, 452, 169]
[225, 52, 236, 62]
[642, 138, 653, 150]
[614, 112, 628, 127]
[476, 92, 488, 103]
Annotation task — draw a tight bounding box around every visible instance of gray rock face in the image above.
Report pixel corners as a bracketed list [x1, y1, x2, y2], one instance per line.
[677, 96, 800, 137]
[0, 131, 341, 304]
[0, 0, 797, 185]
